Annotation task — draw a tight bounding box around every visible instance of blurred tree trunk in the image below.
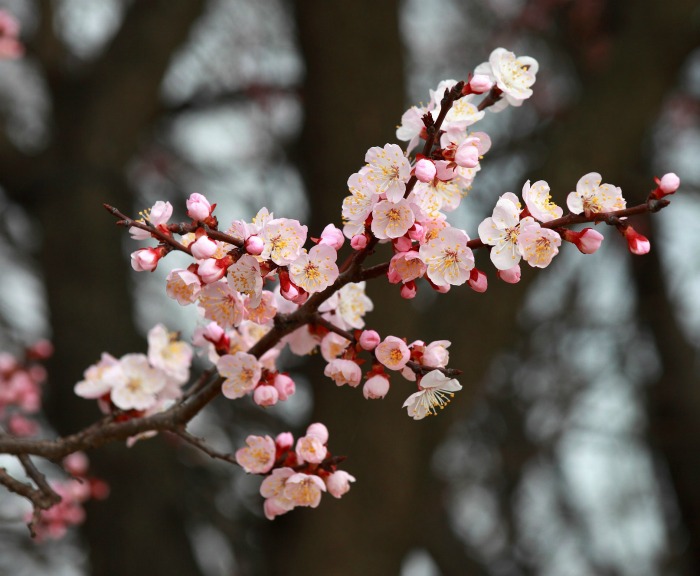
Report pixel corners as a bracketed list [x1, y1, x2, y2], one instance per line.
[0, 2, 207, 575]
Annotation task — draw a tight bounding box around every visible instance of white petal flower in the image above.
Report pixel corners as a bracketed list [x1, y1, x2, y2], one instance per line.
[288, 244, 339, 294]
[371, 199, 415, 240]
[402, 370, 462, 420]
[217, 352, 261, 399]
[419, 226, 474, 286]
[364, 143, 412, 203]
[109, 354, 167, 411]
[522, 180, 562, 222]
[566, 172, 626, 215]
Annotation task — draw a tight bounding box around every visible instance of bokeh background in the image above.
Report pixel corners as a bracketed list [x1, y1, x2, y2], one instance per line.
[0, 1, 699, 575]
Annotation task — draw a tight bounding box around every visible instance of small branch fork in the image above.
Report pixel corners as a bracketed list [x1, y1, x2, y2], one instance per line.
[0, 76, 673, 527]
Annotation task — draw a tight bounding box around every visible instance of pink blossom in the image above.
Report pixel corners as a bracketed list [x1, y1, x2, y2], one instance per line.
[273, 373, 296, 401]
[289, 244, 339, 294]
[567, 173, 626, 215]
[295, 434, 327, 464]
[147, 324, 192, 384]
[8, 414, 38, 436]
[518, 221, 561, 268]
[324, 359, 362, 387]
[371, 199, 416, 240]
[564, 228, 604, 254]
[454, 137, 481, 168]
[375, 336, 410, 371]
[351, 234, 368, 250]
[388, 251, 426, 285]
[522, 180, 562, 222]
[654, 172, 680, 198]
[477, 193, 524, 270]
[260, 218, 308, 265]
[319, 224, 345, 250]
[275, 432, 294, 451]
[217, 352, 261, 399]
[359, 330, 381, 351]
[467, 268, 488, 292]
[0, 11, 23, 59]
[306, 422, 329, 444]
[363, 374, 390, 399]
[325, 470, 356, 498]
[166, 268, 201, 305]
[190, 235, 218, 260]
[469, 74, 493, 94]
[198, 281, 246, 329]
[364, 143, 412, 202]
[283, 473, 326, 508]
[320, 332, 351, 362]
[474, 48, 538, 110]
[419, 226, 474, 285]
[415, 158, 437, 183]
[497, 264, 521, 284]
[197, 258, 229, 284]
[400, 282, 417, 299]
[253, 385, 279, 407]
[245, 235, 265, 255]
[423, 340, 450, 368]
[235, 435, 276, 474]
[624, 226, 651, 255]
[186, 193, 212, 221]
[130, 247, 163, 272]
[229, 254, 263, 307]
[108, 354, 167, 411]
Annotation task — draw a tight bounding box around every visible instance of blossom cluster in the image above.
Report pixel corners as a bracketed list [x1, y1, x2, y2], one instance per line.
[0, 341, 52, 437]
[74, 324, 193, 416]
[235, 423, 355, 520]
[28, 453, 109, 541]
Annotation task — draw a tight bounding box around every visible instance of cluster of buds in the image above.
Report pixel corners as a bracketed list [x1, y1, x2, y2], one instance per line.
[27, 453, 109, 540]
[235, 423, 354, 520]
[0, 10, 22, 60]
[0, 341, 52, 437]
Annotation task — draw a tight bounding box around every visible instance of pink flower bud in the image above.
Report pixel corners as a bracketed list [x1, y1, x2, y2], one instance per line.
[467, 268, 487, 292]
[401, 281, 417, 299]
[203, 321, 225, 342]
[306, 422, 329, 444]
[130, 247, 162, 272]
[393, 236, 413, 253]
[325, 470, 356, 498]
[408, 224, 425, 242]
[245, 235, 264, 255]
[359, 330, 381, 351]
[190, 235, 218, 260]
[273, 373, 296, 401]
[319, 224, 345, 250]
[363, 374, 390, 399]
[624, 226, 651, 255]
[275, 432, 294, 451]
[497, 264, 521, 284]
[186, 193, 212, 221]
[415, 158, 436, 183]
[469, 74, 493, 94]
[63, 452, 90, 476]
[8, 414, 38, 437]
[351, 234, 368, 250]
[455, 140, 479, 168]
[565, 228, 604, 254]
[253, 385, 279, 407]
[658, 172, 680, 195]
[197, 258, 228, 284]
[264, 497, 291, 520]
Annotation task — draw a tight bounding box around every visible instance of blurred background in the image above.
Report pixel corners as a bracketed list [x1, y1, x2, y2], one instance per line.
[0, 0, 699, 575]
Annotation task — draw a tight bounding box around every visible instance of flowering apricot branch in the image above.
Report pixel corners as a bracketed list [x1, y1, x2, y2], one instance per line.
[0, 43, 682, 534]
